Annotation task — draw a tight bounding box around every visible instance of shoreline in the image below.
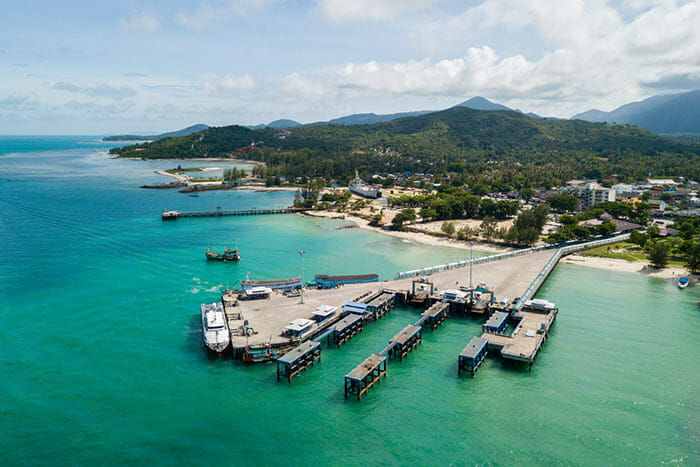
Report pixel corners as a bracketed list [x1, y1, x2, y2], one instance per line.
[111, 154, 263, 166]
[561, 254, 694, 279]
[302, 210, 512, 254]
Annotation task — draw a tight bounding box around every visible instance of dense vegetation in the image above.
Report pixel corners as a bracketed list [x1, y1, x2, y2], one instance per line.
[111, 107, 700, 190]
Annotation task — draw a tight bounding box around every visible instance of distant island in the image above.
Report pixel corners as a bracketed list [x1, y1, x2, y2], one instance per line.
[103, 123, 209, 141]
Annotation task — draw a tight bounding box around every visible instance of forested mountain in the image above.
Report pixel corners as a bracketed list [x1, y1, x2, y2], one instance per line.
[572, 90, 700, 135]
[454, 96, 511, 111]
[247, 119, 301, 129]
[110, 106, 700, 189]
[103, 123, 209, 141]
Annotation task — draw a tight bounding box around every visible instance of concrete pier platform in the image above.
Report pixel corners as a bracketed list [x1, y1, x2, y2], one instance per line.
[228, 249, 559, 356]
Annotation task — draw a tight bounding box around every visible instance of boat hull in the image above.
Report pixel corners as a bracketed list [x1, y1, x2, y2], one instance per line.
[201, 303, 231, 356]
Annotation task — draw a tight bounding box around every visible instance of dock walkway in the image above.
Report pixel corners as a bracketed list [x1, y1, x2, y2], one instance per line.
[162, 207, 310, 220]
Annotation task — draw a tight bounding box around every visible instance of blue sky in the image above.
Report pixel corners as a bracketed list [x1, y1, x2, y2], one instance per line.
[2, 0, 700, 133]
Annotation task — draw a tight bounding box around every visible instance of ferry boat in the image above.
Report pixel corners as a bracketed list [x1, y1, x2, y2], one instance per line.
[678, 277, 689, 289]
[205, 247, 241, 261]
[242, 343, 278, 363]
[200, 302, 230, 355]
[348, 171, 381, 199]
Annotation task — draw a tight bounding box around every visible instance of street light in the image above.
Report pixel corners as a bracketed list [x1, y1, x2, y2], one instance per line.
[299, 250, 306, 304]
[469, 241, 474, 291]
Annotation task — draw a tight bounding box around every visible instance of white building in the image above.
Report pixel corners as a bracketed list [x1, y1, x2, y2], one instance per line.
[567, 182, 616, 208]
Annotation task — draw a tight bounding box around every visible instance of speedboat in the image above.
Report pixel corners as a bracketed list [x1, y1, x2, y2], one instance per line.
[201, 302, 230, 355]
[678, 277, 689, 289]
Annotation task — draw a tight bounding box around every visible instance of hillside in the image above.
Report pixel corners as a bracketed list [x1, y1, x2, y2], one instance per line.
[103, 123, 209, 141]
[572, 90, 700, 135]
[455, 96, 511, 111]
[110, 106, 700, 187]
[248, 119, 301, 129]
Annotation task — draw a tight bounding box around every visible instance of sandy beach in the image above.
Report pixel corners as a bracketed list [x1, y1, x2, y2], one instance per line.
[303, 210, 512, 253]
[561, 254, 695, 279]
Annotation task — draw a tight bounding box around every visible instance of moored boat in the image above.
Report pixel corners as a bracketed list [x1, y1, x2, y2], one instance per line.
[348, 170, 381, 199]
[201, 302, 230, 355]
[205, 247, 241, 261]
[243, 343, 278, 363]
[678, 277, 689, 289]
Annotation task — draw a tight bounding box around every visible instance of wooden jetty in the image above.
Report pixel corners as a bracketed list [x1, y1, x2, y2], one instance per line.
[344, 354, 387, 400]
[458, 336, 489, 377]
[332, 314, 364, 347]
[162, 207, 310, 220]
[276, 341, 322, 382]
[416, 301, 449, 330]
[380, 324, 423, 361]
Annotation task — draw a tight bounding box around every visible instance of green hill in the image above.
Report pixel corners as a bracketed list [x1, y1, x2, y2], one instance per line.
[110, 106, 700, 187]
[103, 123, 209, 141]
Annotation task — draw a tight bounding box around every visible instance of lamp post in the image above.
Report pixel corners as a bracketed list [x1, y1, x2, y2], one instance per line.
[299, 250, 305, 304]
[469, 241, 474, 290]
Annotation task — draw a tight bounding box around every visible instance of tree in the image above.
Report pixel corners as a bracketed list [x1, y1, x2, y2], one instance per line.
[441, 221, 456, 236]
[547, 194, 579, 212]
[457, 226, 477, 240]
[391, 208, 417, 230]
[679, 239, 700, 273]
[293, 190, 304, 208]
[647, 224, 660, 237]
[596, 221, 617, 236]
[641, 191, 651, 201]
[369, 212, 383, 227]
[629, 230, 649, 248]
[648, 241, 670, 268]
[520, 187, 535, 202]
[559, 214, 577, 225]
[419, 207, 437, 222]
[480, 217, 498, 242]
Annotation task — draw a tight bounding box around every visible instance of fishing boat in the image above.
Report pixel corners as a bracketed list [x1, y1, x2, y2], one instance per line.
[242, 343, 278, 363]
[678, 277, 689, 289]
[205, 247, 241, 261]
[200, 302, 230, 355]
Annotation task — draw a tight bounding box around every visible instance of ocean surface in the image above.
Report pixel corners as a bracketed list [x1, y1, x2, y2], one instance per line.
[1, 137, 699, 465]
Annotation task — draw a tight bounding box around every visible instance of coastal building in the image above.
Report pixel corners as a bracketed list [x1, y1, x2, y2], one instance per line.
[566, 182, 616, 207]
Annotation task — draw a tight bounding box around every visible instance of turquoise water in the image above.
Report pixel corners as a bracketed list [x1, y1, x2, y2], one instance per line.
[1, 139, 699, 465]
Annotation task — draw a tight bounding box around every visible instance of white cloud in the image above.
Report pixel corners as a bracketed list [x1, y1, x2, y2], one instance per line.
[203, 75, 256, 94]
[119, 13, 160, 33]
[175, 0, 280, 30]
[282, 72, 333, 101]
[317, 0, 438, 22]
[294, 0, 700, 117]
[51, 82, 138, 100]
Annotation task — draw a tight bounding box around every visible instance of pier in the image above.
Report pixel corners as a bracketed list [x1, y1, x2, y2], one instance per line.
[458, 337, 489, 376]
[415, 301, 449, 330]
[162, 207, 310, 220]
[379, 324, 423, 360]
[276, 341, 322, 382]
[344, 354, 387, 400]
[221, 234, 631, 396]
[332, 314, 364, 347]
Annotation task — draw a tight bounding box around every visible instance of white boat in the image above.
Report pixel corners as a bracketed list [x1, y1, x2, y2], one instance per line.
[201, 302, 230, 354]
[348, 171, 381, 199]
[678, 277, 689, 289]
